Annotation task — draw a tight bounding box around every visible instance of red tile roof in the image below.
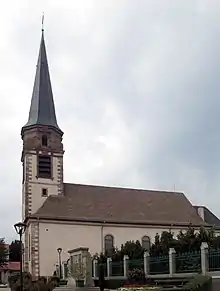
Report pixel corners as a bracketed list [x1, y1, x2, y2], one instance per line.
[0, 262, 20, 271]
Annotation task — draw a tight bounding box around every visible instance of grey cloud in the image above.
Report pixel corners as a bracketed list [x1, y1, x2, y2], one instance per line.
[1, 0, 220, 239]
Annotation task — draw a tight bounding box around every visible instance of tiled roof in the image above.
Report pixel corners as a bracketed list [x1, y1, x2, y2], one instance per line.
[32, 183, 206, 226]
[0, 262, 20, 271]
[194, 206, 220, 227]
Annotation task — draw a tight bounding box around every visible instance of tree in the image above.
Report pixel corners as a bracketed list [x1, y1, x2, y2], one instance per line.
[150, 226, 217, 255]
[94, 226, 220, 263]
[117, 240, 144, 260]
[0, 238, 8, 266]
[9, 240, 21, 262]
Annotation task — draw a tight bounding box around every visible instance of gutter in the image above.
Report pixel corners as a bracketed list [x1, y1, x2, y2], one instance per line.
[25, 215, 212, 229]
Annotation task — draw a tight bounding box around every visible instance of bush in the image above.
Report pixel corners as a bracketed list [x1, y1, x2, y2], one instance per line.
[127, 268, 145, 284]
[184, 275, 212, 291]
[8, 273, 60, 291]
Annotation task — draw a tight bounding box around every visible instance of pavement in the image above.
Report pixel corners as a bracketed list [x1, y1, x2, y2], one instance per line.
[212, 278, 220, 291]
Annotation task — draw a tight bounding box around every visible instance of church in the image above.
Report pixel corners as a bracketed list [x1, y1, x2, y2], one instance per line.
[21, 30, 220, 278]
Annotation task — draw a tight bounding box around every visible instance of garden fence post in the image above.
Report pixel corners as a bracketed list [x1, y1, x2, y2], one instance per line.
[123, 255, 129, 278]
[144, 251, 150, 276]
[107, 257, 112, 277]
[201, 242, 209, 274]
[93, 259, 98, 278]
[169, 248, 176, 276]
[61, 262, 65, 279]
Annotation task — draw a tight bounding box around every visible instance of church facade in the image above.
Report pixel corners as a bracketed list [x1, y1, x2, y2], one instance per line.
[21, 31, 219, 278]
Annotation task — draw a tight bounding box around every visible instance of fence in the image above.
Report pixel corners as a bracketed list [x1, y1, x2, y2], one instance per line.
[92, 242, 220, 278]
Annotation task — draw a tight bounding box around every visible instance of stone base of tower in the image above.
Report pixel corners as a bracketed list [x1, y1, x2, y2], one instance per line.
[24, 222, 40, 279]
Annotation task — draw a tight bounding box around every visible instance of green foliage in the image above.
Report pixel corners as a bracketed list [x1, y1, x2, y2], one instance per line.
[0, 238, 8, 266]
[94, 240, 145, 263]
[119, 240, 145, 260]
[150, 231, 176, 256]
[94, 225, 220, 279]
[9, 240, 21, 262]
[8, 272, 60, 291]
[127, 268, 145, 283]
[184, 274, 212, 291]
[95, 226, 219, 263]
[151, 225, 220, 256]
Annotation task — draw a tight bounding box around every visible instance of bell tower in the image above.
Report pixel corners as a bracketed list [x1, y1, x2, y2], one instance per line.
[21, 29, 64, 276]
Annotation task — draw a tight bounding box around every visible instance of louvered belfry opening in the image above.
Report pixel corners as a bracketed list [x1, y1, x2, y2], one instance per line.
[38, 155, 52, 179]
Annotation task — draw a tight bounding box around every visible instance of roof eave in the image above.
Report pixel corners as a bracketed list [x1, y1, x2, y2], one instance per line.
[21, 123, 63, 137]
[26, 214, 208, 228]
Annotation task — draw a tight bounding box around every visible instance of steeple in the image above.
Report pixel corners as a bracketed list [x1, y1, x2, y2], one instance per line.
[22, 30, 62, 135]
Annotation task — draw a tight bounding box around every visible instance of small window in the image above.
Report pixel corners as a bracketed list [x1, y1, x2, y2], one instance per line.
[42, 188, 48, 197]
[142, 236, 150, 251]
[38, 155, 52, 179]
[42, 135, 48, 147]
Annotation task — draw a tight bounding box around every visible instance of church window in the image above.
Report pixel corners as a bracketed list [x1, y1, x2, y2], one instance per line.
[104, 234, 114, 256]
[42, 135, 48, 147]
[141, 236, 150, 251]
[38, 155, 52, 179]
[42, 188, 48, 197]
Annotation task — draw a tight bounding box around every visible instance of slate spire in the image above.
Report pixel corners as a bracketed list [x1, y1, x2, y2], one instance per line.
[22, 30, 62, 135]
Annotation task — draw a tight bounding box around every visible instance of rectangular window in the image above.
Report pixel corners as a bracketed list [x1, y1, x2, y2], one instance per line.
[42, 188, 48, 197]
[38, 155, 52, 179]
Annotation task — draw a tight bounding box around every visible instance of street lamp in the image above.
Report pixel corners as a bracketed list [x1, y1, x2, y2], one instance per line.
[14, 222, 27, 291]
[57, 248, 62, 279]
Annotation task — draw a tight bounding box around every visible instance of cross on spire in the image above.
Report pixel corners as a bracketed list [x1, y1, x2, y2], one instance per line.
[42, 13, 45, 32]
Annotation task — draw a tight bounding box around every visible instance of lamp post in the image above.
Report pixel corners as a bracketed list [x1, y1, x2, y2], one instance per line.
[14, 222, 27, 291]
[57, 248, 62, 279]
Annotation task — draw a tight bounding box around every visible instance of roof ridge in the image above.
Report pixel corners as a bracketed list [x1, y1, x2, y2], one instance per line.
[64, 182, 183, 194]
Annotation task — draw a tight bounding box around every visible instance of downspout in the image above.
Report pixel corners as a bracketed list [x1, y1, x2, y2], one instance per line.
[101, 221, 105, 253]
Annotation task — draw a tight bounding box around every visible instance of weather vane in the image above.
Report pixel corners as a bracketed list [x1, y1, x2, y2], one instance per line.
[42, 12, 45, 32]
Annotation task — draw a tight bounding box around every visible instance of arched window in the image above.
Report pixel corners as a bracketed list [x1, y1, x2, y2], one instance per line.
[42, 135, 48, 147]
[104, 234, 114, 256]
[142, 236, 150, 251]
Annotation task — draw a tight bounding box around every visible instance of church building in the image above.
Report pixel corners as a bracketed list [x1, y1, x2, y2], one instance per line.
[21, 30, 219, 278]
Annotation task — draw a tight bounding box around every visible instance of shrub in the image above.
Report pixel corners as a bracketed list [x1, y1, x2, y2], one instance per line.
[184, 275, 212, 291]
[8, 272, 60, 291]
[127, 268, 145, 284]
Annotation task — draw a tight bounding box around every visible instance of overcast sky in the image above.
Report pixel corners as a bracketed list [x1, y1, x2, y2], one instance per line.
[1, 0, 220, 241]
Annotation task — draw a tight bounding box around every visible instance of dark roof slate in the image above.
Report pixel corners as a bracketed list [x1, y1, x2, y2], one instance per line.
[33, 183, 206, 226]
[194, 206, 220, 227]
[22, 31, 62, 133]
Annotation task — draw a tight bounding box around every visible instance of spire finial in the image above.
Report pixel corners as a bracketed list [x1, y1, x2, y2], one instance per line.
[41, 12, 45, 32]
